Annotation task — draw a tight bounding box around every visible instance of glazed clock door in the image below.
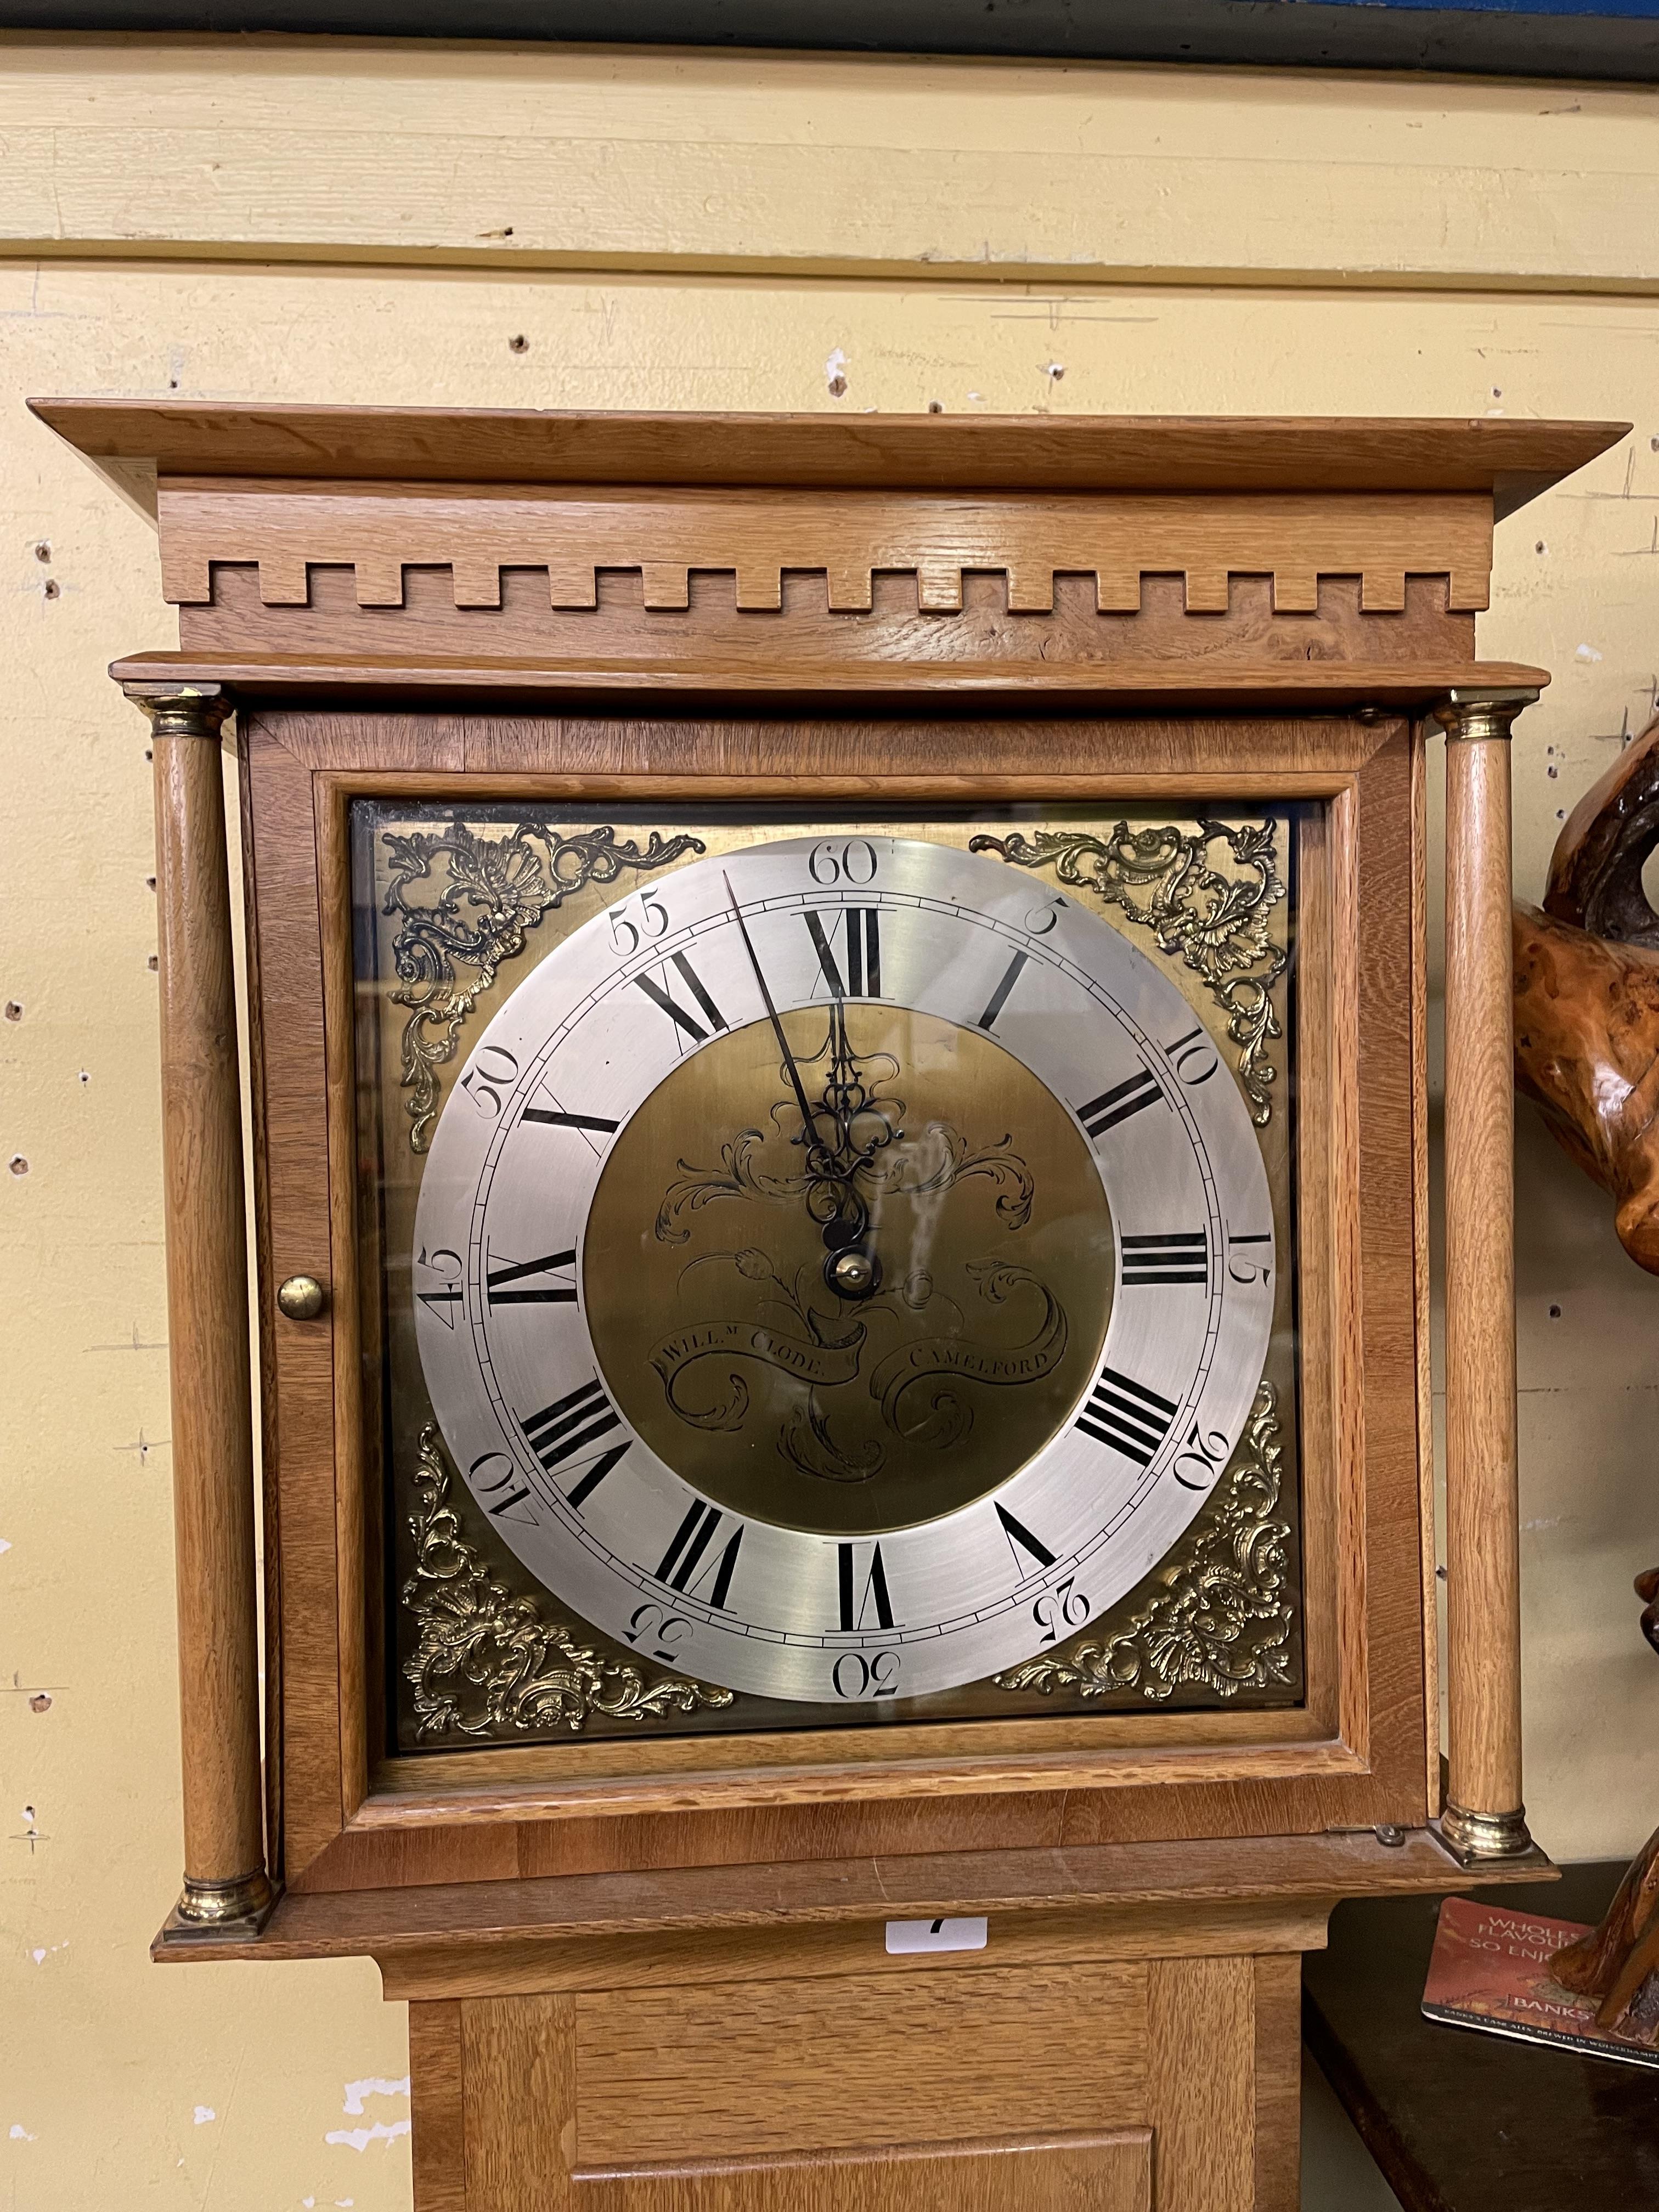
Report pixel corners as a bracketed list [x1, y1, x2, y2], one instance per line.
[358, 805, 1301, 1742]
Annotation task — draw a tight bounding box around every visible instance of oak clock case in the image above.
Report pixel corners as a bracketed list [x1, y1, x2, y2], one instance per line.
[356, 802, 1304, 1750]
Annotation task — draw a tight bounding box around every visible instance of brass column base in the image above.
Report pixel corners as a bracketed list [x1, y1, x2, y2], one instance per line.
[1435, 1803, 1537, 1866]
[169, 1868, 276, 1938]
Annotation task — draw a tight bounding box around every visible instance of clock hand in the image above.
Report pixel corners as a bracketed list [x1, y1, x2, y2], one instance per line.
[721, 874, 879, 1284]
[721, 871, 820, 1146]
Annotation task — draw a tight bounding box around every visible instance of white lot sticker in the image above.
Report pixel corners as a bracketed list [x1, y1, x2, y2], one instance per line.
[884, 1916, 989, 1955]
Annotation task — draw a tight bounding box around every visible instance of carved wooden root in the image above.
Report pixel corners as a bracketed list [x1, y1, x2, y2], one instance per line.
[1550, 1627, 1659, 2045]
[1514, 712, 1659, 1274]
[1522, 723, 1659, 2025]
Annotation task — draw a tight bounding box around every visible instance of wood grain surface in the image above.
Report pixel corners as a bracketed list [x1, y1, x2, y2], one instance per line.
[235, 704, 1431, 1889]
[153, 1826, 1549, 1969]
[1442, 733, 1525, 1823]
[112, 648, 1546, 717]
[571, 2132, 1152, 2212]
[1147, 1956, 1255, 2212]
[31, 398, 1626, 501]
[178, 562, 1479, 673]
[145, 701, 268, 1900]
[573, 1963, 1147, 2163]
[150, 482, 1494, 628]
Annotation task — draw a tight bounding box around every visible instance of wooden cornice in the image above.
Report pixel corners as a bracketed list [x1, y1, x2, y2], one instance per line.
[31, 399, 1629, 517]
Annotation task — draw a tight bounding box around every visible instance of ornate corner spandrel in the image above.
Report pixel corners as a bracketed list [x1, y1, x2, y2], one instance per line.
[970, 818, 1288, 1125]
[993, 1382, 1291, 1705]
[384, 819, 705, 1150]
[402, 1425, 735, 1739]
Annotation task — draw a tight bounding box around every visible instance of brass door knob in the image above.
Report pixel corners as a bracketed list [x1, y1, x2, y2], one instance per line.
[277, 1274, 326, 1321]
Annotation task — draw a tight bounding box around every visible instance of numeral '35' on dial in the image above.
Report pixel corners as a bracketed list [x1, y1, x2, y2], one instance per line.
[805, 909, 881, 998]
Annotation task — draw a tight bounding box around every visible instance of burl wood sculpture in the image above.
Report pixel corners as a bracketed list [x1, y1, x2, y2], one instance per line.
[1514, 711, 1659, 2039]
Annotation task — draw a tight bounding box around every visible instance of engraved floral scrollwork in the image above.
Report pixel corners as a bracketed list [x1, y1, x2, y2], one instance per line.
[383, 819, 704, 1150]
[992, 1381, 1291, 1703]
[402, 1424, 733, 1739]
[969, 819, 1288, 1125]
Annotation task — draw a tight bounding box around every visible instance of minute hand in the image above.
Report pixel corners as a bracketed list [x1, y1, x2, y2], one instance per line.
[722, 873, 819, 1143]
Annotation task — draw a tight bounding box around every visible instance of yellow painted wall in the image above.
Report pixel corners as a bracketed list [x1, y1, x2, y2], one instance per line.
[3, 35, 1658, 2211]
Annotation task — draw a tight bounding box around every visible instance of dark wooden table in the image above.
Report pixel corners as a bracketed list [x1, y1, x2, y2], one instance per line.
[1304, 1860, 1659, 2210]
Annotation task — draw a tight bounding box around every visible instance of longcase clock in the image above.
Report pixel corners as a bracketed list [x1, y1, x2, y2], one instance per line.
[35, 395, 1627, 2211]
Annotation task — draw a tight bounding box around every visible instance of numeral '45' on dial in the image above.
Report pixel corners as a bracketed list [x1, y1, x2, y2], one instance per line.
[805, 909, 882, 998]
[1075, 1364, 1179, 1467]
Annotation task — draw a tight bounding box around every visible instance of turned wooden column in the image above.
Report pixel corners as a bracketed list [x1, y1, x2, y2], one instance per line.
[129, 682, 273, 1929]
[1434, 687, 1539, 1860]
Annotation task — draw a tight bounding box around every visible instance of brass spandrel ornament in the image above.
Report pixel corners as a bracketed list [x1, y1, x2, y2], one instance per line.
[402, 1425, 735, 1739]
[383, 819, 704, 1150]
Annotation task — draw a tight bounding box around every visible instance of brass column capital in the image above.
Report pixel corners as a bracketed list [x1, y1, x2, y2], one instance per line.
[125, 683, 232, 742]
[1431, 688, 1540, 744]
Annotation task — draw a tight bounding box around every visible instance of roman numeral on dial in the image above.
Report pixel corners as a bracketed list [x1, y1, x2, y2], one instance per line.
[486, 1248, 578, 1306]
[994, 1502, 1057, 1576]
[1075, 1364, 1180, 1467]
[635, 952, 727, 1043]
[975, 948, 1030, 1032]
[520, 1106, 620, 1135]
[1077, 1068, 1163, 1139]
[805, 908, 882, 998]
[655, 1500, 744, 1609]
[838, 1541, 896, 1630]
[1120, 1231, 1209, 1286]
[520, 1378, 623, 1473]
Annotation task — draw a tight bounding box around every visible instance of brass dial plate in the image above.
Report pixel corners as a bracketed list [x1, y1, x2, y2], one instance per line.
[584, 1005, 1115, 1536]
[411, 833, 1276, 1705]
